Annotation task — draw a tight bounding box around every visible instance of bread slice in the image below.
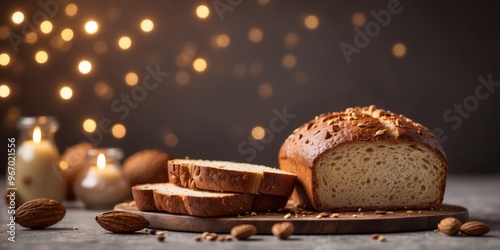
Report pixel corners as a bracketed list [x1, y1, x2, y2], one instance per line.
[153, 183, 254, 217]
[131, 183, 165, 211]
[132, 183, 289, 216]
[279, 105, 447, 211]
[168, 159, 297, 196]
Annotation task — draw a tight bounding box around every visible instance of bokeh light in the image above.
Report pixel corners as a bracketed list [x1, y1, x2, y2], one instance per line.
[25, 32, 38, 44]
[83, 119, 97, 133]
[232, 64, 247, 78]
[196, 5, 210, 19]
[118, 36, 132, 50]
[251, 126, 266, 140]
[164, 133, 179, 148]
[0, 84, 10, 98]
[125, 72, 139, 86]
[61, 28, 74, 41]
[0, 26, 10, 39]
[392, 42, 407, 58]
[282, 54, 297, 69]
[35, 51, 48, 64]
[304, 15, 319, 30]
[59, 86, 73, 100]
[94, 81, 113, 100]
[40, 21, 53, 34]
[193, 58, 207, 72]
[284, 32, 299, 48]
[84, 20, 98, 34]
[78, 60, 92, 74]
[65, 4, 78, 16]
[175, 71, 190, 85]
[0, 53, 10, 66]
[140, 19, 154, 32]
[112, 124, 126, 139]
[352, 12, 366, 27]
[258, 82, 273, 98]
[215, 34, 230, 48]
[248, 28, 264, 43]
[12, 12, 24, 24]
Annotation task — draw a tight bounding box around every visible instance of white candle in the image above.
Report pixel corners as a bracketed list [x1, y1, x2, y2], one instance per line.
[16, 126, 65, 204]
[74, 153, 130, 209]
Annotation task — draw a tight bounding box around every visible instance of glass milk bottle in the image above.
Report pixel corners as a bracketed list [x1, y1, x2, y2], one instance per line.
[74, 148, 130, 209]
[14, 116, 65, 205]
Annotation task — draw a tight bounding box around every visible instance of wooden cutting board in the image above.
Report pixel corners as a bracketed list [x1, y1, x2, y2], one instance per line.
[114, 202, 468, 234]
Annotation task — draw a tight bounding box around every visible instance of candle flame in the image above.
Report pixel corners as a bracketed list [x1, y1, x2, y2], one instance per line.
[97, 153, 106, 169]
[33, 126, 41, 143]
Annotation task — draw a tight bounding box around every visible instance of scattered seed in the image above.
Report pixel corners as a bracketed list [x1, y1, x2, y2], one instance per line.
[331, 213, 340, 218]
[284, 213, 292, 219]
[73, 226, 78, 230]
[206, 233, 218, 241]
[386, 211, 394, 214]
[316, 215, 322, 219]
[406, 210, 414, 214]
[225, 236, 232, 241]
[325, 131, 332, 139]
[375, 210, 387, 215]
[358, 208, 362, 212]
[202, 232, 210, 237]
[378, 235, 386, 242]
[319, 212, 330, 218]
[157, 234, 165, 242]
[371, 234, 381, 240]
[150, 229, 157, 235]
[352, 215, 359, 218]
[194, 236, 202, 241]
[218, 236, 226, 242]
[250, 212, 257, 216]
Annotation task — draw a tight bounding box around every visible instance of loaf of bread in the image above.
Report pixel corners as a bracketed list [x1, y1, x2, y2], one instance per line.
[279, 105, 447, 212]
[132, 183, 289, 216]
[168, 159, 297, 196]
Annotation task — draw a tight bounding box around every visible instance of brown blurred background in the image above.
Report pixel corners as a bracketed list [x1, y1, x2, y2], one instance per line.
[1, 0, 499, 175]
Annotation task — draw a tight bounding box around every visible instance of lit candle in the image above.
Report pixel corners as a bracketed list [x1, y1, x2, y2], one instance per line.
[74, 149, 130, 209]
[16, 125, 65, 204]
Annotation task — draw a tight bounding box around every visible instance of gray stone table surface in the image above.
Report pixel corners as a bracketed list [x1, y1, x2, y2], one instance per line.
[1, 175, 499, 250]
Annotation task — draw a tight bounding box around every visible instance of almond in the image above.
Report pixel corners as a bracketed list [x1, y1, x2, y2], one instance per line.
[16, 198, 66, 229]
[437, 217, 462, 236]
[271, 222, 294, 239]
[231, 224, 257, 240]
[460, 221, 490, 236]
[95, 211, 149, 233]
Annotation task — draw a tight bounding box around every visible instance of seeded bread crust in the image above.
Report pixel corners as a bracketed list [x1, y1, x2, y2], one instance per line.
[132, 183, 290, 216]
[278, 105, 448, 211]
[168, 159, 297, 196]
